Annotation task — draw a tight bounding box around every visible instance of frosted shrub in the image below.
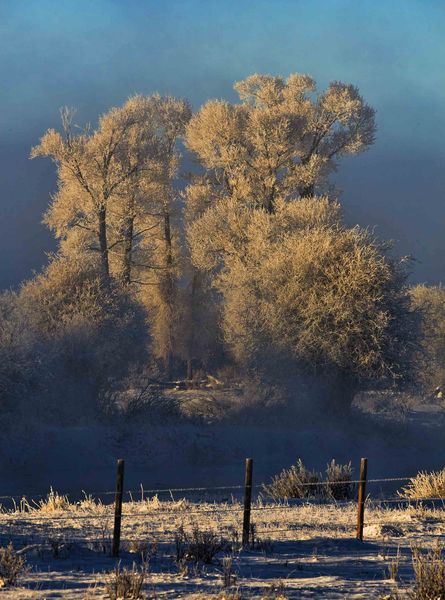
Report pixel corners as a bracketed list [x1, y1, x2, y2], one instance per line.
[325, 460, 355, 500]
[105, 562, 147, 600]
[263, 459, 354, 500]
[188, 197, 421, 413]
[409, 544, 445, 600]
[262, 459, 320, 500]
[398, 468, 445, 500]
[175, 526, 225, 565]
[0, 543, 27, 587]
[410, 285, 445, 391]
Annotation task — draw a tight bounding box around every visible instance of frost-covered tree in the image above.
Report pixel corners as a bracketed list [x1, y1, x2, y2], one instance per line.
[135, 95, 191, 374]
[185, 73, 375, 212]
[183, 73, 376, 383]
[31, 98, 161, 280]
[17, 255, 148, 419]
[188, 197, 420, 412]
[32, 95, 191, 376]
[410, 285, 445, 391]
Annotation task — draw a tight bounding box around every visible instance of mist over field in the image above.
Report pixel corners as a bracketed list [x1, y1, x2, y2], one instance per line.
[0, 2, 445, 598]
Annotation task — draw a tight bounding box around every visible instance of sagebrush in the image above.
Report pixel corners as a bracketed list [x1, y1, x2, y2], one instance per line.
[175, 526, 226, 564]
[409, 544, 445, 600]
[0, 543, 27, 587]
[263, 458, 354, 500]
[398, 468, 445, 500]
[104, 561, 147, 600]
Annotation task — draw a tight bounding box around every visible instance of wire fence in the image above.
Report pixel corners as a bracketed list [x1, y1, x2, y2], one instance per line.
[0, 478, 417, 504]
[1, 458, 444, 556]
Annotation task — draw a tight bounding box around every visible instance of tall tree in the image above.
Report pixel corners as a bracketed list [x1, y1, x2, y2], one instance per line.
[188, 197, 421, 412]
[132, 96, 191, 374]
[185, 73, 376, 213]
[31, 97, 161, 281]
[33, 95, 191, 377]
[183, 72, 376, 379]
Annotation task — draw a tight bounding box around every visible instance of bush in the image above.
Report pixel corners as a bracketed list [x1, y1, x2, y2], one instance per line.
[0, 543, 27, 587]
[104, 561, 147, 600]
[325, 460, 355, 500]
[262, 459, 320, 500]
[398, 468, 445, 500]
[409, 544, 445, 600]
[2, 255, 149, 422]
[101, 373, 181, 423]
[0, 291, 38, 413]
[175, 526, 225, 564]
[263, 459, 355, 501]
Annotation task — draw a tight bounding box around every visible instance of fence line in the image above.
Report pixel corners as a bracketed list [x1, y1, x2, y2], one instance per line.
[0, 475, 418, 502]
[2, 456, 445, 557]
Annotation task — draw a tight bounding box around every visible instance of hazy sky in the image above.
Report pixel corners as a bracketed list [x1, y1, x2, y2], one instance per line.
[1, 0, 444, 288]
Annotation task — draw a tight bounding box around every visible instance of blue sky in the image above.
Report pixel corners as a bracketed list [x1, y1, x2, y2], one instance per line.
[1, 0, 444, 286]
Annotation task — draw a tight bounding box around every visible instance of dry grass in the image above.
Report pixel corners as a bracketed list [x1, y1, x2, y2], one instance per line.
[2, 492, 445, 599]
[4, 490, 438, 548]
[398, 469, 445, 500]
[261, 580, 288, 599]
[177, 580, 289, 599]
[408, 544, 445, 599]
[35, 487, 71, 512]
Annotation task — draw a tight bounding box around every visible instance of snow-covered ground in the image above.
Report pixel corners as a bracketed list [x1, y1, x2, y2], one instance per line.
[1, 495, 444, 598]
[1, 395, 444, 597]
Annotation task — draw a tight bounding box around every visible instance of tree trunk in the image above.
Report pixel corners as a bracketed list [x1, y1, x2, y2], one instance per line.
[121, 215, 134, 285]
[121, 192, 136, 285]
[162, 200, 175, 377]
[265, 195, 275, 214]
[186, 358, 193, 381]
[98, 204, 110, 278]
[186, 270, 198, 380]
[326, 371, 357, 417]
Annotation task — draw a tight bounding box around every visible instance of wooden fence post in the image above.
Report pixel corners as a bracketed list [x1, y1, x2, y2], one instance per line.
[112, 458, 125, 557]
[356, 457, 368, 541]
[242, 458, 253, 548]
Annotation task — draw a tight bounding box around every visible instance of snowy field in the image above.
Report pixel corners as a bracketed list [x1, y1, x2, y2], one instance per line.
[1, 494, 445, 598]
[1, 396, 445, 598]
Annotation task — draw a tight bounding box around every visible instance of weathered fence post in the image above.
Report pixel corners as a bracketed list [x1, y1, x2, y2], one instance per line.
[112, 458, 125, 557]
[356, 457, 368, 541]
[242, 458, 253, 547]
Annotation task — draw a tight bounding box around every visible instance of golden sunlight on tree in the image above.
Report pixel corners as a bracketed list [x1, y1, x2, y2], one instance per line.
[188, 197, 420, 411]
[185, 73, 376, 213]
[31, 95, 191, 375]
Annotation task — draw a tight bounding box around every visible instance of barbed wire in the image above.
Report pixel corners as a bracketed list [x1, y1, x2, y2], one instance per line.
[0, 474, 421, 504]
